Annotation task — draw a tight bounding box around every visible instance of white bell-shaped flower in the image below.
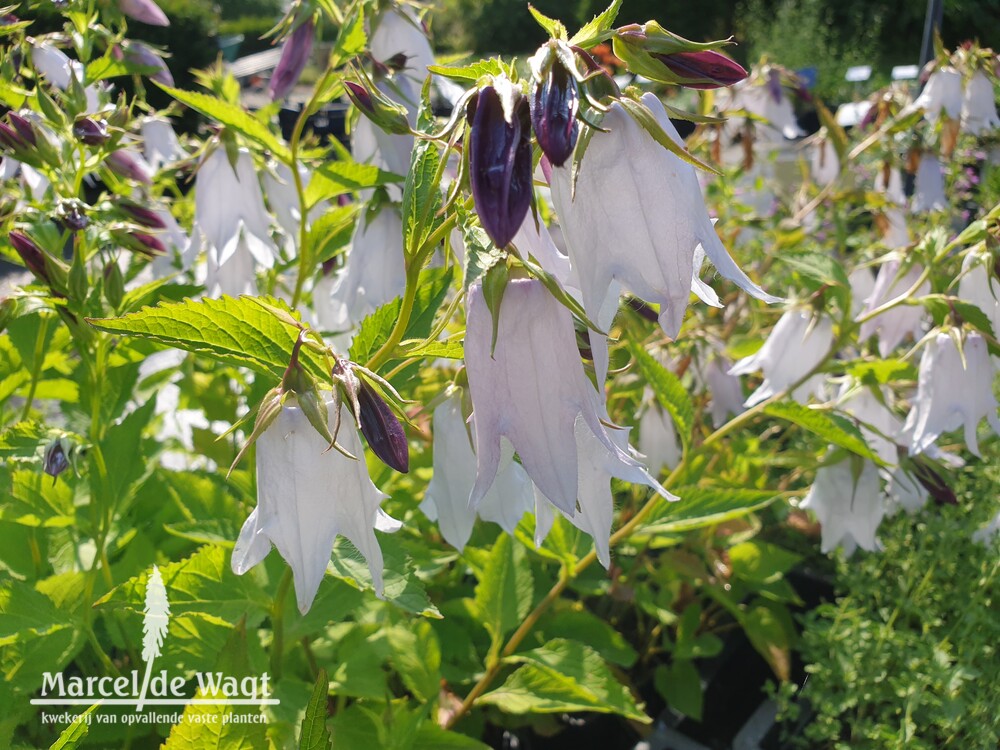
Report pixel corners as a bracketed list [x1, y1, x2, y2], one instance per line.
[192, 148, 277, 277]
[532, 415, 671, 568]
[960, 71, 999, 136]
[972, 511, 1000, 545]
[638, 395, 681, 477]
[729, 310, 833, 407]
[321, 206, 406, 331]
[203, 232, 259, 297]
[810, 138, 839, 186]
[550, 92, 776, 339]
[691, 351, 745, 428]
[141, 117, 184, 172]
[849, 266, 876, 317]
[903, 331, 1000, 458]
[913, 67, 963, 122]
[911, 154, 947, 213]
[370, 4, 435, 88]
[231, 400, 398, 614]
[421, 392, 534, 551]
[958, 249, 1000, 338]
[801, 457, 884, 556]
[465, 278, 650, 515]
[724, 79, 804, 142]
[874, 166, 906, 206]
[858, 259, 928, 357]
[837, 383, 903, 466]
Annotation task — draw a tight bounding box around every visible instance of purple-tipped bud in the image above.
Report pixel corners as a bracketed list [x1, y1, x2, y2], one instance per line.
[118, 0, 169, 27]
[343, 80, 412, 135]
[530, 59, 579, 167]
[9, 231, 50, 282]
[0, 121, 29, 152]
[357, 381, 409, 473]
[58, 202, 89, 231]
[73, 116, 109, 145]
[344, 81, 374, 116]
[269, 20, 315, 101]
[107, 150, 152, 184]
[7, 112, 36, 146]
[43, 439, 69, 478]
[468, 84, 533, 248]
[122, 41, 173, 86]
[656, 50, 747, 90]
[910, 457, 957, 506]
[119, 200, 166, 228]
[131, 231, 167, 255]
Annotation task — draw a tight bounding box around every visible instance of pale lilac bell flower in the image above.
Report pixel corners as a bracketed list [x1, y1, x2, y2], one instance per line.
[960, 71, 999, 135]
[801, 456, 885, 556]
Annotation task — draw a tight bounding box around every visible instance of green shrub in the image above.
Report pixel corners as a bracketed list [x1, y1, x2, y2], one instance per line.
[775, 454, 1000, 749]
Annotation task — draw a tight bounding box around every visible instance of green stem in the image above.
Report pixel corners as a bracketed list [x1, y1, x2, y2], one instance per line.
[270, 568, 294, 682]
[20, 314, 51, 420]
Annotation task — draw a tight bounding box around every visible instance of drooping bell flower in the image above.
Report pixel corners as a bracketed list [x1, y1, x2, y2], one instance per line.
[903, 331, 1000, 458]
[528, 44, 579, 167]
[262, 161, 327, 248]
[857, 259, 928, 357]
[960, 70, 1000, 136]
[729, 310, 833, 407]
[696, 352, 745, 428]
[468, 78, 533, 248]
[269, 19, 315, 101]
[723, 77, 804, 142]
[638, 396, 681, 477]
[119, 0, 169, 26]
[464, 278, 650, 516]
[911, 153, 946, 213]
[320, 206, 405, 331]
[421, 391, 534, 551]
[191, 147, 276, 281]
[550, 92, 777, 340]
[141, 117, 184, 171]
[972, 511, 1000, 545]
[370, 4, 436, 89]
[913, 67, 963, 123]
[31, 42, 100, 111]
[849, 267, 876, 317]
[958, 249, 1000, 338]
[810, 137, 839, 186]
[231, 399, 400, 613]
[73, 117, 109, 146]
[801, 456, 885, 556]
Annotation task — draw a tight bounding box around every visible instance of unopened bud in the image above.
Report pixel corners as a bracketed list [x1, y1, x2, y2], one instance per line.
[7, 112, 36, 146]
[119, 200, 166, 228]
[530, 52, 579, 167]
[43, 439, 70, 478]
[58, 201, 89, 231]
[9, 231, 49, 282]
[357, 380, 409, 473]
[269, 19, 315, 101]
[103, 261, 124, 309]
[344, 80, 412, 135]
[122, 41, 173, 86]
[73, 116, 109, 145]
[107, 150, 152, 184]
[118, 0, 169, 27]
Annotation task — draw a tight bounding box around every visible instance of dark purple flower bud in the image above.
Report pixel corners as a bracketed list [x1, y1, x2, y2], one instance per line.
[107, 150, 152, 184]
[73, 116, 109, 145]
[7, 112, 36, 146]
[468, 84, 533, 248]
[343, 80, 411, 135]
[131, 231, 167, 255]
[123, 41, 173, 86]
[767, 69, 783, 104]
[118, 0, 169, 27]
[58, 202, 89, 231]
[119, 199, 166, 228]
[269, 20, 315, 101]
[43, 439, 69, 478]
[911, 457, 957, 506]
[0, 121, 29, 152]
[530, 59, 579, 167]
[9, 231, 50, 282]
[357, 381, 409, 473]
[344, 81, 374, 116]
[655, 50, 747, 90]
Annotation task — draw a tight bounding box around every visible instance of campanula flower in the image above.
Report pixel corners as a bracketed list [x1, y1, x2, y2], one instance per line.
[912, 153, 946, 212]
[961, 71, 999, 135]
[638, 395, 681, 476]
[913, 67, 963, 122]
[141, 117, 184, 171]
[231, 399, 399, 613]
[857, 260, 928, 357]
[958, 249, 1000, 338]
[801, 456, 885, 556]
[810, 137, 839, 186]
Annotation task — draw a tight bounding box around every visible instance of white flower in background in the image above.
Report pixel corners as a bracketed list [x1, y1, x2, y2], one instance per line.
[885, 469, 929, 514]
[857, 260, 928, 357]
[192, 148, 277, 292]
[141, 117, 184, 171]
[849, 266, 876, 317]
[874, 165, 906, 206]
[533, 416, 672, 568]
[911, 154, 947, 213]
[465, 278, 651, 516]
[729, 310, 833, 407]
[723, 77, 804, 142]
[912, 67, 963, 122]
[958, 249, 1000, 337]
[638, 396, 681, 477]
[420, 392, 534, 551]
[960, 71, 1000, 136]
[320, 206, 405, 331]
[972, 511, 1000, 544]
[810, 138, 839, 186]
[801, 457, 885, 556]
[692, 352, 745, 428]
[903, 331, 1000, 458]
[203, 232, 259, 297]
[550, 92, 777, 340]
[31, 42, 100, 111]
[262, 161, 328, 251]
[370, 5, 435, 88]
[837, 383, 902, 466]
[231, 400, 400, 614]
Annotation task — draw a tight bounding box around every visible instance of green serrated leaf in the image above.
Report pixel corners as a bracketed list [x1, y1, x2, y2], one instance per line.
[654, 659, 702, 720]
[298, 669, 331, 750]
[402, 139, 444, 257]
[568, 0, 623, 48]
[778, 253, 850, 288]
[156, 84, 290, 162]
[637, 486, 780, 536]
[329, 538, 441, 617]
[473, 534, 533, 654]
[763, 400, 879, 461]
[427, 58, 511, 83]
[528, 5, 567, 40]
[482, 639, 649, 722]
[87, 296, 329, 381]
[626, 341, 694, 456]
[386, 621, 441, 702]
[305, 162, 401, 207]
